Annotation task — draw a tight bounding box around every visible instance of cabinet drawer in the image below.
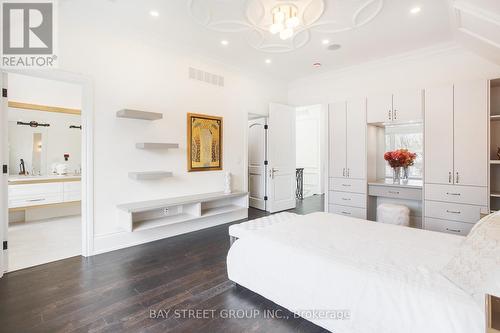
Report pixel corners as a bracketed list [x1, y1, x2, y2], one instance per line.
[368, 185, 422, 201]
[329, 204, 367, 219]
[424, 184, 488, 206]
[424, 217, 473, 236]
[9, 193, 64, 208]
[9, 183, 63, 197]
[63, 181, 81, 192]
[424, 201, 486, 224]
[329, 178, 366, 194]
[330, 191, 366, 208]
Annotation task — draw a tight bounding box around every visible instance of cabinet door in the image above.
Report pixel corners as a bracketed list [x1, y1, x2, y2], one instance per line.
[367, 93, 392, 123]
[346, 98, 366, 179]
[329, 102, 347, 178]
[425, 84, 454, 185]
[454, 80, 488, 187]
[392, 89, 423, 123]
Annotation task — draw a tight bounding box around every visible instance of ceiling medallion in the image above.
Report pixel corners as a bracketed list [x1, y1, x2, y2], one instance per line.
[188, 0, 384, 53]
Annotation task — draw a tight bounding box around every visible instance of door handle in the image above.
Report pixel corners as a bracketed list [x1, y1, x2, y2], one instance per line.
[341, 211, 351, 215]
[388, 110, 392, 121]
[446, 228, 462, 234]
[393, 109, 397, 120]
[456, 172, 459, 184]
[446, 210, 461, 214]
[343, 168, 345, 177]
[448, 172, 452, 184]
[446, 192, 461, 196]
[270, 168, 279, 179]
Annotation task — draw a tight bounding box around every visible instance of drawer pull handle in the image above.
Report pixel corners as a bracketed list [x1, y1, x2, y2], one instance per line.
[341, 211, 351, 215]
[446, 210, 461, 214]
[341, 184, 351, 187]
[446, 192, 461, 196]
[342, 198, 351, 201]
[446, 228, 462, 233]
[27, 198, 45, 202]
[388, 191, 400, 195]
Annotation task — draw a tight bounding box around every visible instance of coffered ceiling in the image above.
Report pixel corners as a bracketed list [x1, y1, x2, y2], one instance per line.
[59, 0, 500, 80]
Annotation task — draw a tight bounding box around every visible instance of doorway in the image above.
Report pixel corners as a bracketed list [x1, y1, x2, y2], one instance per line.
[295, 104, 326, 199]
[1, 71, 92, 273]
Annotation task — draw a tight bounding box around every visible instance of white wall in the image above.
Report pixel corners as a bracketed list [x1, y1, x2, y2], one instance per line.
[52, 2, 287, 253]
[296, 105, 324, 196]
[288, 44, 500, 105]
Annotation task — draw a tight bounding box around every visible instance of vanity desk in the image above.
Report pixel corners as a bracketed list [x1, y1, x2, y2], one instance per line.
[367, 179, 423, 228]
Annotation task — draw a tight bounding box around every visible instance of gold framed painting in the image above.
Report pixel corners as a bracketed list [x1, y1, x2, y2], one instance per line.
[187, 113, 223, 172]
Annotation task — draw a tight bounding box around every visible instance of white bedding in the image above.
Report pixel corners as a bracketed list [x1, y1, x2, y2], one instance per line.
[227, 212, 484, 333]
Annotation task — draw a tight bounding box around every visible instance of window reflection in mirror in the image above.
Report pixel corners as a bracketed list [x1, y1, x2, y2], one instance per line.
[8, 108, 81, 177]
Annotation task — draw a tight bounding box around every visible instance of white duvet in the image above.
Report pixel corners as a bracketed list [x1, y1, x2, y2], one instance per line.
[227, 212, 484, 333]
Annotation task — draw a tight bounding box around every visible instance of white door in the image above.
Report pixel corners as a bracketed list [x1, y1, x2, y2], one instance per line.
[454, 80, 488, 187]
[248, 118, 267, 210]
[267, 103, 296, 213]
[393, 89, 423, 123]
[425, 84, 454, 185]
[346, 98, 366, 179]
[329, 102, 347, 178]
[367, 93, 392, 124]
[0, 73, 7, 277]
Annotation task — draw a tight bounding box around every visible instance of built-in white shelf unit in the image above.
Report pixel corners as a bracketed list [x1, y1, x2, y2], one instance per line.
[116, 109, 163, 120]
[135, 143, 179, 149]
[117, 191, 248, 232]
[128, 171, 173, 180]
[489, 78, 500, 212]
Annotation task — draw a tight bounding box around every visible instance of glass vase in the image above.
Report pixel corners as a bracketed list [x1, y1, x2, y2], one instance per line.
[392, 167, 401, 184]
[402, 166, 410, 183]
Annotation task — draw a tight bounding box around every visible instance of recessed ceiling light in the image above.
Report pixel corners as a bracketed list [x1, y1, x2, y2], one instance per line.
[149, 10, 159, 17]
[313, 62, 322, 68]
[322, 39, 330, 45]
[221, 40, 229, 46]
[265, 59, 272, 64]
[410, 6, 421, 14]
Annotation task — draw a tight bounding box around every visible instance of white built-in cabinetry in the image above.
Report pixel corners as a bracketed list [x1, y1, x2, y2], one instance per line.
[328, 98, 367, 219]
[424, 79, 489, 235]
[8, 180, 81, 209]
[367, 90, 423, 124]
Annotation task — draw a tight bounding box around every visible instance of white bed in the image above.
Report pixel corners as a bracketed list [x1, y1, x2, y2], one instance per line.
[227, 212, 484, 333]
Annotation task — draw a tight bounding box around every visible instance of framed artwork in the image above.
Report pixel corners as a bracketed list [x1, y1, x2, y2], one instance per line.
[187, 113, 223, 172]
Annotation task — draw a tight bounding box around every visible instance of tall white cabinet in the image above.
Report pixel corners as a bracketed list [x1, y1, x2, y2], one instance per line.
[424, 79, 488, 235]
[328, 98, 367, 219]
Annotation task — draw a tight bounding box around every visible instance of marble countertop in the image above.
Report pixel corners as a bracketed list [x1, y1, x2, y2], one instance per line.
[368, 178, 423, 189]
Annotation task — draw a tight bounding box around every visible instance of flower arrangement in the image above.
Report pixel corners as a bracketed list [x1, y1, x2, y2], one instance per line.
[384, 149, 417, 168]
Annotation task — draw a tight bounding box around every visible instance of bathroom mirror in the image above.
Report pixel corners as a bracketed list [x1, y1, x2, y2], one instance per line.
[8, 107, 81, 176]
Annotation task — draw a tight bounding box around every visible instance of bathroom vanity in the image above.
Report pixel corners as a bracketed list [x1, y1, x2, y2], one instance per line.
[8, 175, 81, 210]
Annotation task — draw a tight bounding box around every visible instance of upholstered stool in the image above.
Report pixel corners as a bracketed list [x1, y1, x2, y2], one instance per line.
[377, 203, 410, 226]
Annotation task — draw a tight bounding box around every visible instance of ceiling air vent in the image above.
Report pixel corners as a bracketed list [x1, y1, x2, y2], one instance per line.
[189, 67, 224, 87]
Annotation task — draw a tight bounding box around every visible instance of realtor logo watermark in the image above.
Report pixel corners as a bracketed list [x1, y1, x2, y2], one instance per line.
[1, 0, 57, 67]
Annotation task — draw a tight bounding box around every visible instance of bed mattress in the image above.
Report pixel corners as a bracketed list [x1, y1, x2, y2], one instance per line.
[227, 212, 483, 333]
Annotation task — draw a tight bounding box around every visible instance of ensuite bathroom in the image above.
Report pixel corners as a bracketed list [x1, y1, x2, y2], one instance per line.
[6, 73, 83, 271]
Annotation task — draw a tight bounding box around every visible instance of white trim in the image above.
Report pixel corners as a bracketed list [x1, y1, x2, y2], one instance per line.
[2, 69, 94, 258]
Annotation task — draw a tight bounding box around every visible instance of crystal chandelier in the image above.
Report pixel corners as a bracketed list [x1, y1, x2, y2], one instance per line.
[269, 4, 300, 40]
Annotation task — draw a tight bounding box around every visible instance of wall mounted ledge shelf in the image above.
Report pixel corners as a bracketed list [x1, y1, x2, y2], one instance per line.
[116, 109, 163, 121]
[490, 115, 500, 121]
[117, 191, 248, 232]
[128, 171, 172, 180]
[136, 143, 179, 150]
[491, 160, 500, 165]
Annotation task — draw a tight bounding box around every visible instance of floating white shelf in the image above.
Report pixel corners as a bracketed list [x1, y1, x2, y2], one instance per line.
[116, 109, 163, 121]
[128, 171, 173, 180]
[491, 115, 500, 121]
[135, 143, 179, 150]
[117, 191, 248, 232]
[491, 160, 500, 165]
[491, 192, 500, 198]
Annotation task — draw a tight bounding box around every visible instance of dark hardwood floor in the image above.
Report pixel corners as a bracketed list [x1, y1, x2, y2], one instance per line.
[0, 195, 327, 333]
